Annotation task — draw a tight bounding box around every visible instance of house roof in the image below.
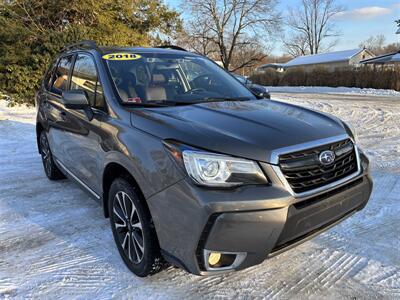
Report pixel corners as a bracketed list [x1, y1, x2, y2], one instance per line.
[284, 49, 366, 67]
[257, 63, 286, 69]
[360, 51, 400, 64]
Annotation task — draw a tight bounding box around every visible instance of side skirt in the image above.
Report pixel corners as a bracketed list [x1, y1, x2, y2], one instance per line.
[55, 158, 101, 201]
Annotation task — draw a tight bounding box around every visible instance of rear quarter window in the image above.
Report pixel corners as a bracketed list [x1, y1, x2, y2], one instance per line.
[43, 59, 58, 90]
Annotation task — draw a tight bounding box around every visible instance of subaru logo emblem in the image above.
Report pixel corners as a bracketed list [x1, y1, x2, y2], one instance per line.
[319, 150, 335, 165]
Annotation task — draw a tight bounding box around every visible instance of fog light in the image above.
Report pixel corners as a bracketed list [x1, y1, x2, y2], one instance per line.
[203, 249, 247, 271]
[208, 252, 221, 266]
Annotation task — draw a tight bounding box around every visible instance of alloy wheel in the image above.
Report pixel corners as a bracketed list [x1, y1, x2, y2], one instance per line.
[40, 133, 52, 176]
[113, 191, 144, 264]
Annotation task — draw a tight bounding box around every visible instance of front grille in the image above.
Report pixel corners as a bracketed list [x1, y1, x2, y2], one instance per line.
[278, 139, 358, 194]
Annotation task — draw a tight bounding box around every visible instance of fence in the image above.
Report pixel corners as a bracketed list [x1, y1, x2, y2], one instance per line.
[250, 66, 400, 91]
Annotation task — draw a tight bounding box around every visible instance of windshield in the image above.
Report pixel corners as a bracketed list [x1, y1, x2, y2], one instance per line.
[104, 52, 256, 105]
[233, 74, 246, 84]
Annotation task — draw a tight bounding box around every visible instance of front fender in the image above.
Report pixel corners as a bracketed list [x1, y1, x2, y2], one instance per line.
[101, 126, 183, 200]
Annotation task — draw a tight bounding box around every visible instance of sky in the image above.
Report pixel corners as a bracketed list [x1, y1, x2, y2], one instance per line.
[164, 0, 400, 55]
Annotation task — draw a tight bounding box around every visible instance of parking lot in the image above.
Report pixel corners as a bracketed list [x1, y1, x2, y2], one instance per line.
[0, 93, 399, 299]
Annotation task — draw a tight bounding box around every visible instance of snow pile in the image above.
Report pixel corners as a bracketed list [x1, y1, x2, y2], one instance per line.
[266, 86, 400, 97]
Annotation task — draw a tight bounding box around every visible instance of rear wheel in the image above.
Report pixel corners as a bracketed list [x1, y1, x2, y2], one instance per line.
[109, 178, 164, 277]
[39, 131, 65, 180]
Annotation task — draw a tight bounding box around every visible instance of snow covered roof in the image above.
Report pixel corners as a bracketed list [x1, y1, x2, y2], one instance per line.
[258, 63, 286, 69]
[361, 51, 400, 64]
[284, 49, 364, 67]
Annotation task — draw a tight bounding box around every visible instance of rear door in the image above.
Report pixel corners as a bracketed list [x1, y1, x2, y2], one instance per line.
[60, 52, 108, 195]
[36, 58, 58, 123]
[45, 54, 75, 162]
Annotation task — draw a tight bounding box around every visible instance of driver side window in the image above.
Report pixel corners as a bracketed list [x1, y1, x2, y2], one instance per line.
[70, 54, 105, 110]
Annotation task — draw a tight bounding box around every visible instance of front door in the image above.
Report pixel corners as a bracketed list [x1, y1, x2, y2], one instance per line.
[60, 53, 108, 196]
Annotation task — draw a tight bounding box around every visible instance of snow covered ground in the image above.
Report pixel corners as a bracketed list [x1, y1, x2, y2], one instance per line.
[0, 94, 399, 299]
[266, 86, 400, 97]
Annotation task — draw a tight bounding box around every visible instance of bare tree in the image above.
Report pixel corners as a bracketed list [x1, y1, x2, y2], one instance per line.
[383, 42, 400, 53]
[358, 35, 400, 55]
[180, 0, 281, 70]
[176, 23, 218, 57]
[229, 37, 268, 72]
[283, 34, 309, 57]
[284, 0, 343, 55]
[359, 35, 386, 55]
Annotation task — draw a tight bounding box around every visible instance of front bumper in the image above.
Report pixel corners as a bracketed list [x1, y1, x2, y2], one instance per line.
[147, 152, 372, 275]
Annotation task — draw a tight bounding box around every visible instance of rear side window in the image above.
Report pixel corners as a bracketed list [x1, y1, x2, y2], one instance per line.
[51, 55, 74, 95]
[70, 54, 105, 110]
[43, 59, 58, 90]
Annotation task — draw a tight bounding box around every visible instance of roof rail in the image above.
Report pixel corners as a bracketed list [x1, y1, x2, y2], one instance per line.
[61, 40, 99, 52]
[157, 45, 187, 52]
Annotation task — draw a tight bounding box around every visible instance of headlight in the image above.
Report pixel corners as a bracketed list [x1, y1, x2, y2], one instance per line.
[182, 150, 268, 187]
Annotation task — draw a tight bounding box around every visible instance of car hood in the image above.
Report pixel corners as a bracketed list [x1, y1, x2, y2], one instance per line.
[129, 100, 348, 163]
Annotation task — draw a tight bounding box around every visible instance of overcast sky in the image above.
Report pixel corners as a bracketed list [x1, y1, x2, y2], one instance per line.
[165, 0, 400, 55]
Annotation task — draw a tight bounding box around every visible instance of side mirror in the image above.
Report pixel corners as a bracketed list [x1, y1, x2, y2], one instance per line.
[62, 90, 90, 109]
[249, 87, 270, 99]
[257, 92, 271, 99]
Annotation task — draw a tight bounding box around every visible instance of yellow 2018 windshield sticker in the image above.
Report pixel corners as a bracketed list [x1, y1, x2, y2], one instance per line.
[102, 53, 142, 60]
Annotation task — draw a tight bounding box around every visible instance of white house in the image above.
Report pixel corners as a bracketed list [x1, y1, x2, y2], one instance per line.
[360, 51, 400, 65]
[280, 48, 375, 71]
[256, 63, 286, 73]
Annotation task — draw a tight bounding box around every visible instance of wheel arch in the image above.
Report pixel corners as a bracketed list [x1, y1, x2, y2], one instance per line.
[36, 122, 44, 154]
[102, 162, 147, 219]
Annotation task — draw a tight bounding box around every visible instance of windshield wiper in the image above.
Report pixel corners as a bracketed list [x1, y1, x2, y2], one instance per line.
[122, 102, 170, 107]
[139, 100, 201, 106]
[162, 97, 251, 106]
[123, 97, 251, 107]
[154, 98, 244, 106]
[203, 97, 250, 102]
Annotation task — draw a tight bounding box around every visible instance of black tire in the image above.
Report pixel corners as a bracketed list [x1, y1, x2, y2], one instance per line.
[108, 178, 164, 277]
[39, 131, 65, 180]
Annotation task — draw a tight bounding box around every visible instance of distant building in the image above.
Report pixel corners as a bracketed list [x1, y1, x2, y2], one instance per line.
[360, 51, 400, 66]
[256, 63, 285, 73]
[281, 49, 375, 71]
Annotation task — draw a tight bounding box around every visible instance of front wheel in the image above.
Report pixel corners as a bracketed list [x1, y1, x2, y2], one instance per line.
[108, 178, 164, 277]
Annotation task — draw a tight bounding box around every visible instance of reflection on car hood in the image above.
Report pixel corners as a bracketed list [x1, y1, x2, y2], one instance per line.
[129, 100, 347, 163]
